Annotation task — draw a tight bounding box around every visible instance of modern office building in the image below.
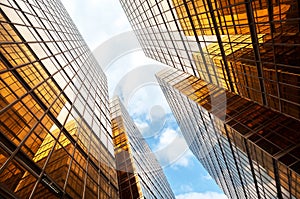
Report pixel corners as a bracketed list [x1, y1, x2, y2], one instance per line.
[0, 1, 118, 198]
[157, 68, 300, 199]
[121, 0, 300, 198]
[110, 97, 175, 199]
[120, 0, 300, 120]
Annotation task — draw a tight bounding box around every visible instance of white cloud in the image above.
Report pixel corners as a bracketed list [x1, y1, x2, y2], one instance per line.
[154, 128, 194, 168]
[106, 54, 140, 95]
[180, 184, 193, 193]
[134, 120, 149, 132]
[156, 128, 177, 149]
[108, 54, 167, 101]
[176, 192, 228, 199]
[62, 0, 131, 50]
[203, 173, 213, 181]
[172, 150, 194, 168]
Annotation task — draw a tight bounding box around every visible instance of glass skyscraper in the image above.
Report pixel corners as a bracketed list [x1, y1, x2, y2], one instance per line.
[120, 0, 300, 198]
[120, 0, 300, 120]
[157, 68, 300, 199]
[110, 97, 175, 199]
[0, 0, 118, 198]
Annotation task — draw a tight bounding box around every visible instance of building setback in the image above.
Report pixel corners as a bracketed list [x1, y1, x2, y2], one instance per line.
[0, 0, 118, 198]
[110, 97, 175, 199]
[156, 68, 300, 199]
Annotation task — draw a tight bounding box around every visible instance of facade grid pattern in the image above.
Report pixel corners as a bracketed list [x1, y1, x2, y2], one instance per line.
[120, 0, 300, 120]
[110, 97, 175, 199]
[156, 68, 300, 199]
[0, 0, 118, 198]
[121, 0, 300, 198]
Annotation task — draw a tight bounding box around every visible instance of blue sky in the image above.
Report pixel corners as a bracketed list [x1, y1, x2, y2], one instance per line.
[62, 1, 227, 198]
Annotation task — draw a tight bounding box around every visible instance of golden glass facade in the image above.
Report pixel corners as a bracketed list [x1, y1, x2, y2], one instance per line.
[157, 68, 300, 199]
[120, 0, 300, 120]
[172, 0, 292, 36]
[110, 97, 175, 199]
[1, 0, 118, 198]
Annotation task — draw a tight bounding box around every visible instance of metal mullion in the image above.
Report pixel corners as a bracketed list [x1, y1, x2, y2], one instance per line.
[219, 60, 231, 92]
[29, 118, 70, 199]
[188, 0, 217, 80]
[0, 117, 23, 143]
[138, 1, 163, 59]
[62, 74, 118, 191]
[239, 150, 253, 197]
[212, 0, 225, 35]
[72, 68, 89, 139]
[209, 113, 240, 198]
[0, 55, 74, 175]
[233, 130, 253, 197]
[62, 140, 78, 198]
[21, 0, 85, 81]
[244, 139, 262, 198]
[0, 55, 70, 116]
[28, 88, 77, 197]
[0, 7, 78, 110]
[75, 68, 103, 123]
[245, 0, 267, 106]
[252, 145, 269, 198]
[125, 1, 148, 53]
[81, 154, 90, 199]
[232, 1, 246, 35]
[182, 0, 214, 83]
[63, 93, 110, 197]
[0, 131, 41, 177]
[227, 0, 239, 34]
[0, 45, 86, 113]
[187, 98, 222, 189]
[0, 44, 20, 66]
[15, 49, 48, 87]
[206, 0, 236, 92]
[216, 1, 241, 92]
[195, 103, 233, 198]
[167, 0, 199, 75]
[142, 0, 170, 63]
[266, 0, 283, 114]
[224, 124, 249, 199]
[199, 0, 214, 35]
